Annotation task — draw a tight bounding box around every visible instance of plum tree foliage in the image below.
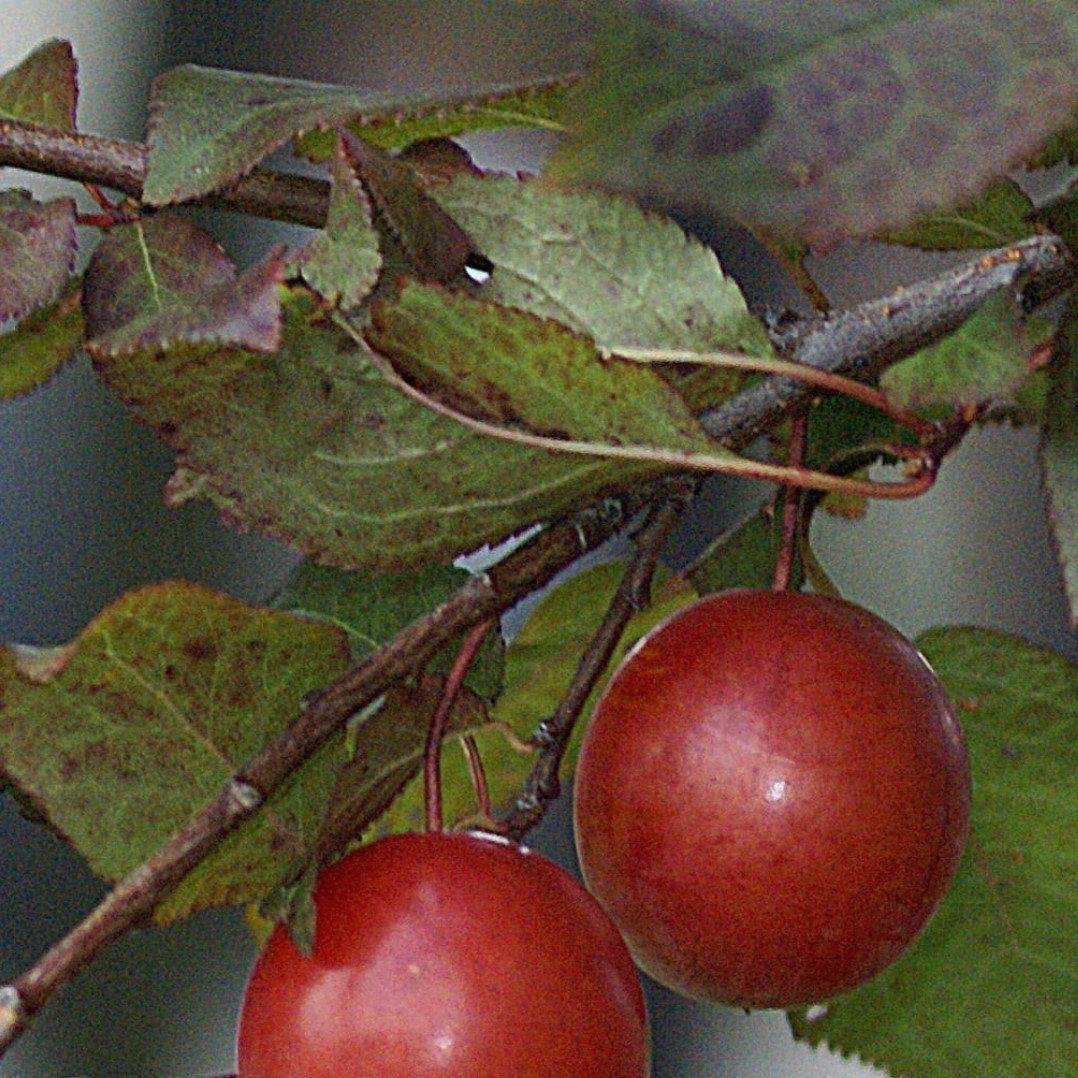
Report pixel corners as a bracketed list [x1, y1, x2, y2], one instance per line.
[0, 4, 1075, 1073]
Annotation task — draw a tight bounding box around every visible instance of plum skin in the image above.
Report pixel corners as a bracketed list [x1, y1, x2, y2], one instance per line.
[573, 589, 971, 1008]
[236, 830, 650, 1076]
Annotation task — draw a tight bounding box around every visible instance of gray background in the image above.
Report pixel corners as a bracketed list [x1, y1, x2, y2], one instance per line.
[0, 2, 1072, 1074]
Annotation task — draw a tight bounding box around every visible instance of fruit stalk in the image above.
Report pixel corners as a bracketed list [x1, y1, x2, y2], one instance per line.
[502, 488, 688, 840]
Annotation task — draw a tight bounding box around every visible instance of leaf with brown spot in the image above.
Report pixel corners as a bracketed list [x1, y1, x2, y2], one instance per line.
[82, 214, 282, 356]
[0, 190, 77, 322]
[551, 1, 1078, 246]
[0, 39, 77, 130]
[0, 582, 351, 922]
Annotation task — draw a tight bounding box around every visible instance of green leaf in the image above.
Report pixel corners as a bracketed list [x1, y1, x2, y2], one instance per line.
[145, 65, 567, 206]
[881, 292, 1054, 415]
[790, 627, 1077, 1076]
[295, 79, 569, 159]
[0, 582, 351, 923]
[430, 172, 772, 362]
[373, 561, 699, 838]
[1041, 298, 1078, 624]
[82, 214, 283, 356]
[1035, 188, 1078, 252]
[0, 39, 77, 130]
[367, 279, 719, 451]
[0, 280, 83, 400]
[294, 136, 381, 309]
[0, 190, 76, 321]
[313, 673, 491, 858]
[551, 1, 1078, 247]
[95, 287, 636, 570]
[337, 129, 476, 285]
[273, 559, 504, 700]
[877, 178, 1036, 250]
[688, 502, 800, 595]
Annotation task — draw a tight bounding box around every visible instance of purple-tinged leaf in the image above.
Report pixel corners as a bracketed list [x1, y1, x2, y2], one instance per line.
[0, 39, 77, 130]
[294, 136, 381, 308]
[551, 1, 1078, 247]
[339, 129, 476, 284]
[0, 190, 76, 321]
[82, 214, 282, 356]
[0, 280, 83, 400]
[0, 581, 351, 923]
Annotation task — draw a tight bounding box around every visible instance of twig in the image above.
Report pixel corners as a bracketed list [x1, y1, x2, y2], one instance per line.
[773, 413, 807, 593]
[0, 120, 330, 227]
[703, 235, 1071, 445]
[501, 490, 688, 841]
[424, 619, 495, 834]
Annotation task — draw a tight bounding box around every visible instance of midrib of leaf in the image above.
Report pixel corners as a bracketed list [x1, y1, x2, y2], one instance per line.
[468, 103, 565, 130]
[134, 223, 165, 311]
[98, 629, 233, 774]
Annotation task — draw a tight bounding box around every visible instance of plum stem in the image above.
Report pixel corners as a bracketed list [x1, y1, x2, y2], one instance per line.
[773, 412, 807, 593]
[424, 619, 496, 834]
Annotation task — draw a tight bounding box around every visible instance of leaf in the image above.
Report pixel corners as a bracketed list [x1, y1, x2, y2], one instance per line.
[313, 673, 491, 860]
[1041, 298, 1078, 624]
[0, 39, 77, 130]
[337, 129, 476, 284]
[0, 280, 83, 399]
[94, 286, 638, 570]
[688, 502, 801, 595]
[294, 136, 381, 309]
[790, 627, 1077, 1077]
[1035, 188, 1078, 252]
[0, 190, 77, 321]
[145, 65, 567, 206]
[0, 582, 351, 923]
[430, 172, 773, 361]
[550, 1, 1078, 247]
[877, 178, 1036, 250]
[82, 214, 283, 356]
[367, 279, 719, 450]
[273, 559, 504, 699]
[295, 79, 569, 160]
[881, 292, 1054, 415]
[374, 561, 699, 837]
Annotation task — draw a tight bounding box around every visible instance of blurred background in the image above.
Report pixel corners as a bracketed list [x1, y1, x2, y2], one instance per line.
[0, 2, 1072, 1074]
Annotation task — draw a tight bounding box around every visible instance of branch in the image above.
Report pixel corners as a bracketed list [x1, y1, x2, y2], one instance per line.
[702, 234, 1072, 444]
[0, 120, 330, 227]
[502, 487, 689, 841]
